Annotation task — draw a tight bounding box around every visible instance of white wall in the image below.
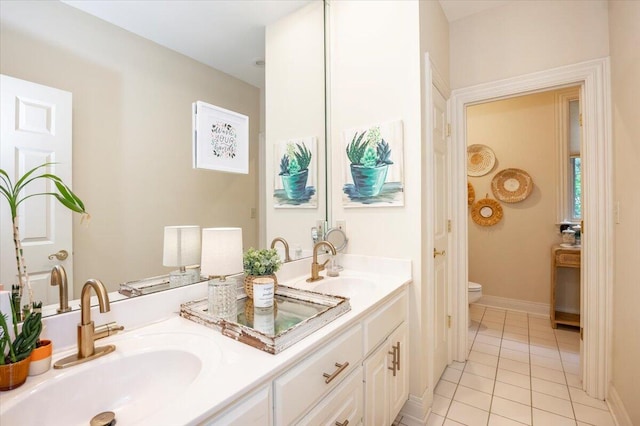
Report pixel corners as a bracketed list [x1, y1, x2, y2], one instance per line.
[609, 1, 640, 423]
[450, 0, 610, 89]
[265, 1, 326, 254]
[0, 1, 260, 295]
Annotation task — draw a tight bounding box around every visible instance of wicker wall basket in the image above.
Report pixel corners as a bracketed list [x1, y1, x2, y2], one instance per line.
[471, 197, 503, 226]
[467, 144, 496, 177]
[491, 168, 533, 203]
[244, 274, 278, 299]
[468, 181, 476, 206]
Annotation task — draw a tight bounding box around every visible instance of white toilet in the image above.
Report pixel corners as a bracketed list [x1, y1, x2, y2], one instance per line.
[468, 281, 483, 304]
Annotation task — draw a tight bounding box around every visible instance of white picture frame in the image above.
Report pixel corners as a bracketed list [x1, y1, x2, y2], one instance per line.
[192, 101, 249, 174]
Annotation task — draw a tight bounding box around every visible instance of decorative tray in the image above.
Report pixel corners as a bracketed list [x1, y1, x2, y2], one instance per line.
[119, 274, 204, 297]
[180, 285, 351, 354]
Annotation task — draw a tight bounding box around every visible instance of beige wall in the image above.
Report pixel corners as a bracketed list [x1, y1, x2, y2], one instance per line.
[467, 90, 579, 309]
[0, 1, 259, 295]
[450, 0, 610, 89]
[609, 1, 640, 423]
[265, 1, 326, 253]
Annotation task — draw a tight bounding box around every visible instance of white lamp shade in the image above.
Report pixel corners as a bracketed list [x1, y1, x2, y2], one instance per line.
[201, 227, 243, 277]
[163, 226, 201, 267]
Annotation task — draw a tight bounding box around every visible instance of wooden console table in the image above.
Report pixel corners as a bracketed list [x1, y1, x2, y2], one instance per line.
[550, 244, 581, 329]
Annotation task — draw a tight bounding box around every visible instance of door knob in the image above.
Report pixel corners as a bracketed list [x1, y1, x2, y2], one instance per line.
[433, 248, 446, 258]
[48, 249, 69, 261]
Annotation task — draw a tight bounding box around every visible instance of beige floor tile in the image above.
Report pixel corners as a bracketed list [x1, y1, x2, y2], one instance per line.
[558, 341, 580, 354]
[568, 387, 608, 411]
[531, 365, 566, 385]
[447, 401, 489, 426]
[491, 396, 532, 425]
[573, 402, 616, 426]
[500, 347, 530, 364]
[503, 332, 529, 343]
[443, 419, 466, 426]
[473, 341, 501, 356]
[468, 350, 499, 367]
[565, 372, 582, 389]
[531, 377, 570, 400]
[432, 394, 452, 416]
[560, 351, 580, 365]
[499, 358, 530, 375]
[426, 412, 445, 426]
[442, 366, 463, 383]
[488, 413, 526, 426]
[529, 344, 561, 360]
[493, 381, 531, 406]
[478, 327, 504, 338]
[465, 360, 498, 379]
[530, 353, 564, 371]
[503, 324, 528, 336]
[449, 361, 466, 371]
[532, 408, 577, 426]
[563, 361, 580, 375]
[482, 319, 506, 331]
[532, 391, 574, 418]
[459, 372, 496, 394]
[501, 339, 529, 353]
[435, 378, 457, 399]
[453, 385, 492, 411]
[529, 336, 558, 349]
[496, 368, 531, 390]
[475, 334, 502, 347]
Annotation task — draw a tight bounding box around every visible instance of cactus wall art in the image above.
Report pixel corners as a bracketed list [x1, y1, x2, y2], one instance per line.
[274, 137, 317, 208]
[343, 120, 404, 207]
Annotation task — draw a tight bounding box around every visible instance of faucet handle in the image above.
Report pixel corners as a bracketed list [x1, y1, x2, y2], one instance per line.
[94, 322, 125, 340]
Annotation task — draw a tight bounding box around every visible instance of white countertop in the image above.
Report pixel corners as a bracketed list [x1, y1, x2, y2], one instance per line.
[0, 254, 411, 425]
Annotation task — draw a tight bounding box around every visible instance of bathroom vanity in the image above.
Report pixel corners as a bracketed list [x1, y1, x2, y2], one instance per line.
[550, 244, 581, 329]
[0, 255, 411, 426]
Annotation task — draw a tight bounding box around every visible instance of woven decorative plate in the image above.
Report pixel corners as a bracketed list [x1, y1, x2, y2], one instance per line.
[491, 168, 533, 203]
[467, 144, 496, 177]
[468, 182, 475, 206]
[471, 197, 503, 226]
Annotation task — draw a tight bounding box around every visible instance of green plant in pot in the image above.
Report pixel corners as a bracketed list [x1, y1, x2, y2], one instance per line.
[242, 248, 282, 298]
[346, 126, 394, 197]
[0, 162, 88, 308]
[0, 301, 43, 391]
[279, 142, 312, 200]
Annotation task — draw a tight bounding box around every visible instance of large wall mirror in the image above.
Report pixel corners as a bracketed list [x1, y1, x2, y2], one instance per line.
[0, 0, 327, 316]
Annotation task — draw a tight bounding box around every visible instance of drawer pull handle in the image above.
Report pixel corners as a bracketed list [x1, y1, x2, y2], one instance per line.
[335, 420, 349, 426]
[388, 347, 397, 376]
[323, 361, 349, 384]
[396, 341, 401, 371]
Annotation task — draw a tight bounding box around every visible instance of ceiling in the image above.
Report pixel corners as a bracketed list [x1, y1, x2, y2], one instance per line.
[62, 0, 508, 89]
[61, 0, 312, 89]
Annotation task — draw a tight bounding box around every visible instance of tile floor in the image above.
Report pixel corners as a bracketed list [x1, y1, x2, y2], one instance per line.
[395, 305, 616, 426]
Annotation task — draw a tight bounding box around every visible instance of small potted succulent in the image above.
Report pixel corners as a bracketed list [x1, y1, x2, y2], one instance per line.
[279, 142, 312, 200]
[0, 301, 43, 390]
[242, 248, 282, 298]
[346, 126, 393, 197]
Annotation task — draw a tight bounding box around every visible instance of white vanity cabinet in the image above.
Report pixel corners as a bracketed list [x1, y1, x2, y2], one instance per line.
[203, 384, 272, 425]
[363, 294, 409, 425]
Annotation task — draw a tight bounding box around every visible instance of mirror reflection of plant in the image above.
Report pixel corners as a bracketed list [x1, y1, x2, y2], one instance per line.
[0, 163, 88, 305]
[279, 143, 312, 176]
[346, 126, 393, 168]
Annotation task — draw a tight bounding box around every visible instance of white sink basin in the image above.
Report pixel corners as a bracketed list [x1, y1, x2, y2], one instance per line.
[300, 275, 379, 298]
[0, 331, 222, 426]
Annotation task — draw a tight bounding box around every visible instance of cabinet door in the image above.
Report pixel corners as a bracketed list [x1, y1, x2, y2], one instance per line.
[364, 341, 390, 426]
[204, 385, 272, 426]
[388, 322, 409, 420]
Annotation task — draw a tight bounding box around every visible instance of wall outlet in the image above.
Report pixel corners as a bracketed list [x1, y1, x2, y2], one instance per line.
[316, 220, 326, 237]
[336, 220, 347, 236]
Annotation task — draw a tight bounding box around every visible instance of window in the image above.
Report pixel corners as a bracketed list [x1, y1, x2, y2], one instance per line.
[570, 156, 582, 220]
[568, 100, 582, 221]
[555, 89, 582, 223]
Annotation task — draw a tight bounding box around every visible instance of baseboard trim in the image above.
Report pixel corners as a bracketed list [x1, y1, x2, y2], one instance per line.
[474, 295, 550, 317]
[607, 383, 633, 426]
[399, 387, 431, 425]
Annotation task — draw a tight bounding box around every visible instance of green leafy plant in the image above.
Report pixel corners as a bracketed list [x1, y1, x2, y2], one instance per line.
[0, 162, 88, 305]
[279, 143, 312, 176]
[0, 302, 42, 365]
[243, 248, 282, 276]
[346, 126, 393, 167]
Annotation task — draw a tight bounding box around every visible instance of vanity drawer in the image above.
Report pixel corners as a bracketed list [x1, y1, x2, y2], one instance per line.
[363, 291, 407, 355]
[274, 325, 363, 425]
[556, 252, 580, 267]
[296, 366, 363, 426]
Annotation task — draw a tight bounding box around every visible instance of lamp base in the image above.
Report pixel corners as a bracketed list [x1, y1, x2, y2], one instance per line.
[208, 277, 238, 321]
[169, 268, 200, 288]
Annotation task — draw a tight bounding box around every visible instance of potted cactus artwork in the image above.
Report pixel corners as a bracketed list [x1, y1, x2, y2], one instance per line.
[279, 142, 312, 200]
[346, 126, 394, 197]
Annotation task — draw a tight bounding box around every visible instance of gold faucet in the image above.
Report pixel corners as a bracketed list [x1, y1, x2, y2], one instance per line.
[50, 264, 71, 313]
[54, 279, 124, 369]
[270, 237, 291, 262]
[307, 241, 337, 282]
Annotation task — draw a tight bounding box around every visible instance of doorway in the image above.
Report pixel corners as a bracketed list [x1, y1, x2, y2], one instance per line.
[449, 58, 612, 400]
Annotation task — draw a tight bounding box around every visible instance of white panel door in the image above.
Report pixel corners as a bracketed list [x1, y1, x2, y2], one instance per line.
[432, 86, 450, 382]
[0, 74, 73, 305]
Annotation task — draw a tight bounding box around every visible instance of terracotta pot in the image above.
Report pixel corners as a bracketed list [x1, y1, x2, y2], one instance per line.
[243, 274, 278, 299]
[29, 340, 52, 376]
[0, 356, 31, 391]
